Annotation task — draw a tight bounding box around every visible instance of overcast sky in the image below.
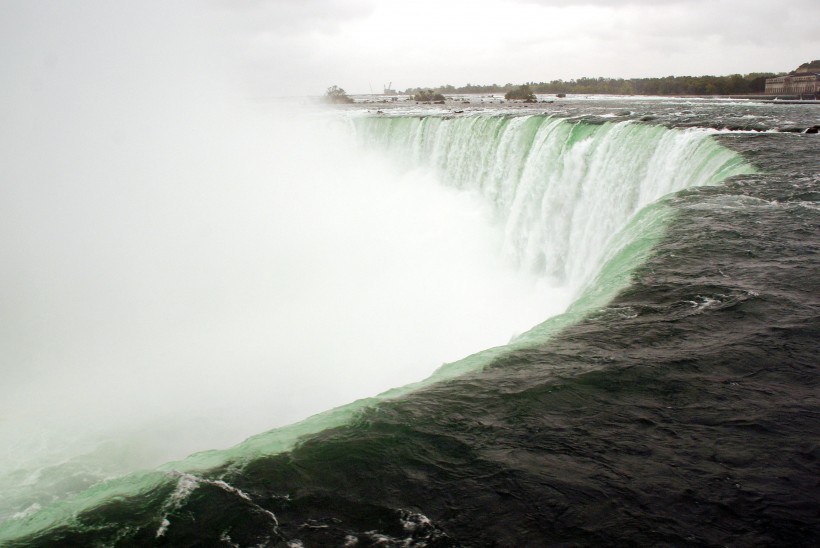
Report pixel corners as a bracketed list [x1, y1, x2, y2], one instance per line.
[212, 0, 819, 95]
[2, 0, 819, 96]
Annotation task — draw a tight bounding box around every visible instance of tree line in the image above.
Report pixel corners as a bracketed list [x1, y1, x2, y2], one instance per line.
[404, 73, 782, 97]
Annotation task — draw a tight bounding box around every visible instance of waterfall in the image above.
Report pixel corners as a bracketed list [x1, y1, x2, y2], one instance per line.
[0, 112, 755, 543]
[351, 115, 753, 293]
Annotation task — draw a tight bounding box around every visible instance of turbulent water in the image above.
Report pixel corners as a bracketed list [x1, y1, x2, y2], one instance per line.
[1, 97, 818, 546]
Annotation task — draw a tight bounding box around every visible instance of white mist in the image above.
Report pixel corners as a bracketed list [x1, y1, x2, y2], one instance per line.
[0, 2, 566, 520]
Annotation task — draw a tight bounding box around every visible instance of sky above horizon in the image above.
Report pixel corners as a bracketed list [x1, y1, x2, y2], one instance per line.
[1, 0, 819, 98]
[220, 0, 819, 95]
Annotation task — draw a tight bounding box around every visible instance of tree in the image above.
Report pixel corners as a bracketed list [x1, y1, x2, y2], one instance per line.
[413, 89, 446, 102]
[797, 60, 820, 71]
[504, 84, 536, 102]
[324, 85, 354, 104]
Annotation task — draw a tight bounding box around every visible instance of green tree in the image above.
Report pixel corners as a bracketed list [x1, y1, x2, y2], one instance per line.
[504, 84, 536, 102]
[618, 81, 635, 95]
[413, 89, 446, 102]
[324, 85, 354, 104]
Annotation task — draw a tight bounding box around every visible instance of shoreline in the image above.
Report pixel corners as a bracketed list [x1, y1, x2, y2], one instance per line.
[347, 92, 820, 108]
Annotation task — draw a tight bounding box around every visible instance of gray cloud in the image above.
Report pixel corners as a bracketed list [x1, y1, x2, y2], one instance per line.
[209, 0, 375, 35]
[514, 0, 701, 5]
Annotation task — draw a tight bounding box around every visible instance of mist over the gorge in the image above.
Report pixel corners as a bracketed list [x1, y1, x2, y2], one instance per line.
[0, 1, 562, 484]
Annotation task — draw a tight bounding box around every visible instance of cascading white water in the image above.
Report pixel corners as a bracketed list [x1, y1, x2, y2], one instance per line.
[351, 114, 753, 294]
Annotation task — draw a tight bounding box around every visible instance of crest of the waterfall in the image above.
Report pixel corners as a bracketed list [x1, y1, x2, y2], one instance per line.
[351, 115, 754, 294]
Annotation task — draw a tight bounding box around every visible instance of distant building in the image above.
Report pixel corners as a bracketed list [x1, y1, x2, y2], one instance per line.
[765, 74, 819, 94]
[765, 61, 820, 95]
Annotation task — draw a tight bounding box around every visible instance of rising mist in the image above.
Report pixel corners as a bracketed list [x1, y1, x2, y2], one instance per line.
[0, 1, 560, 519]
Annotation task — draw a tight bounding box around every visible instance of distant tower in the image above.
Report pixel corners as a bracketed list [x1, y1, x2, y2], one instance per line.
[383, 82, 397, 96]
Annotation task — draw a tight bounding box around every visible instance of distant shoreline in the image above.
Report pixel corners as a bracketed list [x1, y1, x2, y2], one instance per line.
[399, 73, 782, 97]
[345, 93, 819, 106]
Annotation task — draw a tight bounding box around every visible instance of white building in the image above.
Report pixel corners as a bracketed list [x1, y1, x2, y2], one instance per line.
[766, 63, 820, 95]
